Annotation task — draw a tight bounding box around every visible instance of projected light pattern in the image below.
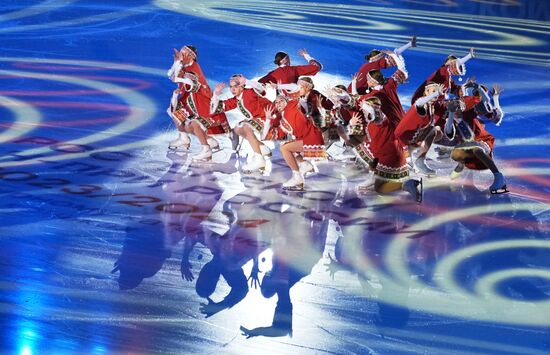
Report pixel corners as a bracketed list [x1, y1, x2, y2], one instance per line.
[155, 0, 550, 66]
[0, 0, 549, 353]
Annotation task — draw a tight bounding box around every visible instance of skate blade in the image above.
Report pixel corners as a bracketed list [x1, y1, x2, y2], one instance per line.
[191, 156, 213, 163]
[417, 178, 423, 203]
[490, 185, 509, 194]
[241, 167, 266, 175]
[168, 144, 190, 151]
[282, 184, 304, 191]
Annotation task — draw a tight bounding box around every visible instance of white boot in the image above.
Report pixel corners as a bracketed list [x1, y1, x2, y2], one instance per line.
[282, 170, 305, 191]
[168, 132, 190, 150]
[299, 160, 315, 175]
[192, 145, 212, 162]
[206, 136, 220, 152]
[242, 153, 266, 173]
[259, 143, 272, 157]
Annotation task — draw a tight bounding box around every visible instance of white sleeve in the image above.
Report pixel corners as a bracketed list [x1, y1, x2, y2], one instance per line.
[415, 91, 440, 107]
[394, 40, 412, 55]
[167, 61, 183, 81]
[210, 94, 220, 114]
[245, 79, 266, 95]
[173, 76, 194, 88]
[457, 52, 474, 66]
[351, 78, 357, 95]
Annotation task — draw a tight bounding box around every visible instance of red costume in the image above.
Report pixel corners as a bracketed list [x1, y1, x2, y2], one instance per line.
[411, 65, 460, 104]
[354, 116, 409, 181]
[347, 56, 391, 94]
[394, 100, 445, 146]
[359, 75, 406, 129]
[214, 88, 283, 139]
[279, 100, 326, 160]
[172, 61, 230, 134]
[258, 59, 322, 85]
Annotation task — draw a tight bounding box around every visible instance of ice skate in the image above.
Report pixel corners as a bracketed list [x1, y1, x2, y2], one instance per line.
[450, 163, 464, 180]
[168, 132, 190, 151]
[299, 160, 315, 175]
[191, 145, 212, 162]
[260, 143, 272, 157]
[489, 172, 509, 194]
[241, 153, 266, 174]
[403, 178, 423, 203]
[282, 171, 305, 191]
[207, 136, 222, 153]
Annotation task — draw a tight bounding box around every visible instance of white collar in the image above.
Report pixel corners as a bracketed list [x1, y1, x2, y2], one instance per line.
[371, 84, 383, 91]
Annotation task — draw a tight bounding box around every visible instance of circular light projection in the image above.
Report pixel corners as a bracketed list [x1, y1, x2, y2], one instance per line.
[378, 202, 550, 326]
[0, 95, 42, 145]
[0, 58, 166, 168]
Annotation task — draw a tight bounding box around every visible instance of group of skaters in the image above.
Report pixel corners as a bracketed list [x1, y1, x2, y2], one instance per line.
[166, 37, 508, 202]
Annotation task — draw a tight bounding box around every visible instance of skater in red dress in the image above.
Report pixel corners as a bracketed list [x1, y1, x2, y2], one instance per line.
[355, 51, 408, 128]
[348, 36, 416, 95]
[258, 48, 322, 86]
[411, 48, 475, 104]
[211, 75, 282, 173]
[167, 45, 231, 158]
[266, 90, 327, 191]
[395, 82, 446, 175]
[355, 97, 422, 201]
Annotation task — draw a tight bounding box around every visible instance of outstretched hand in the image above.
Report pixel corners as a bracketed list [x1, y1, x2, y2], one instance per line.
[350, 111, 362, 126]
[265, 105, 275, 119]
[492, 84, 503, 96]
[352, 72, 363, 83]
[180, 261, 194, 282]
[298, 48, 309, 58]
[248, 264, 261, 289]
[411, 35, 417, 47]
[199, 297, 223, 318]
[173, 48, 183, 62]
[324, 253, 343, 280]
[214, 83, 226, 95]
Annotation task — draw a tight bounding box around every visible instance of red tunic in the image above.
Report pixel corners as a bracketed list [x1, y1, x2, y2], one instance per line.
[215, 88, 283, 139]
[258, 60, 322, 85]
[182, 61, 212, 96]
[354, 117, 408, 181]
[359, 77, 405, 129]
[347, 56, 391, 95]
[411, 65, 461, 104]
[178, 61, 230, 134]
[457, 96, 495, 170]
[394, 104, 435, 146]
[280, 100, 326, 160]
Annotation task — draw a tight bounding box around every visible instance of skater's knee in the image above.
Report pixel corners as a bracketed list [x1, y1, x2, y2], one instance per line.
[451, 149, 466, 162]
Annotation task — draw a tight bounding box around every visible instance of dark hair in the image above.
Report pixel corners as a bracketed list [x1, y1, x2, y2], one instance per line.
[299, 76, 314, 87]
[334, 84, 347, 91]
[368, 69, 384, 84]
[365, 49, 382, 61]
[445, 55, 457, 64]
[186, 45, 198, 58]
[274, 51, 288, 65]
